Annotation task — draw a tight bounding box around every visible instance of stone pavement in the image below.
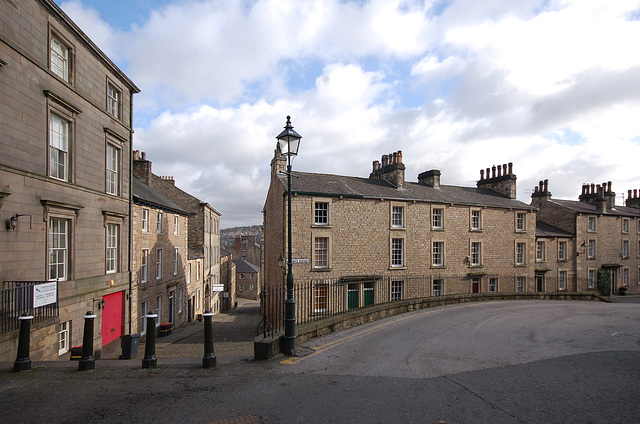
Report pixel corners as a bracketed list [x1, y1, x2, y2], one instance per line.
[1, 298, 262, 370]
[134, 297, 262, 363]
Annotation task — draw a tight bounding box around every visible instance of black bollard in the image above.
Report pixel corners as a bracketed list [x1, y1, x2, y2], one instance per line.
[142, 313, 157, 369]
[202, 310, 216, 369]
[78, 311, 96, 371]
[13, 314, 34, 372]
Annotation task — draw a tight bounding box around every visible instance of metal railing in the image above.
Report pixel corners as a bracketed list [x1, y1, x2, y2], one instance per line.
[260, 274, 592, 334]
[1, 281, 59, 334]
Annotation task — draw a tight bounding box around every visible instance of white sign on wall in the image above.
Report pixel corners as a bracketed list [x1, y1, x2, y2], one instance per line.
[211, 284, 224, 292]
[33, 282, 57, 308]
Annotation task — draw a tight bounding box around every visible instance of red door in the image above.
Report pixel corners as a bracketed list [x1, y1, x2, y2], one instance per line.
[101, 291, 123, 346]
[472, 278, 480, 293]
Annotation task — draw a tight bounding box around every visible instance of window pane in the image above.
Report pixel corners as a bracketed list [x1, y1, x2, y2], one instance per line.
[314, 237, 328, 268]
[315, 202, 329, 225]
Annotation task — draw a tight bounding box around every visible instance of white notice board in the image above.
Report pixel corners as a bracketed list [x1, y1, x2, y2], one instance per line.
[33, 282, 57, 308]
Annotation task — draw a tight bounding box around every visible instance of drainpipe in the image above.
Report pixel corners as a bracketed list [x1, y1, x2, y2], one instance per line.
[127, 88, 134, 334]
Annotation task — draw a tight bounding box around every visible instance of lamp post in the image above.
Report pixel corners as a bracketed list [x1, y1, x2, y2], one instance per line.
[276, 115, 301, 356]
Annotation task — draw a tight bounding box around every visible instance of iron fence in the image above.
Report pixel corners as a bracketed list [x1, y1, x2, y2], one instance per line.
[1, 281, 59, 334]
[260, 274, 594, 335]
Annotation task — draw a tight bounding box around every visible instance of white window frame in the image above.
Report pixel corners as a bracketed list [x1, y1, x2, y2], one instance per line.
[58, 321, 69, 356]
[516, 276, 526, 293]
[471, 242, 482, 266]
[49, 113, 69, 181]
[156, 295, 162, 326]
[314, 201, 329, 226]
[49, 217, 69, 281]
[141, 249, 148, 283]
[432, 208, 444, 229]
[178, 288, 183, 314]
[588, 269, 596, 289]
[106, 144, 119, 195]
[106, 223, 118, 274]
[536, 241, 545, 262]
[391, 237, 404, 268]
[622, 240, 629, 259]
[107, 81, 121, 119]
[588, 239, 596, 259]
[314, 237, 329, 269]
[391, 280, 404, 301]
[623, 268, 629, 286]
[622, 218, 629, 234]
[588, 216, 596, 232]
[558, 241, 567, 261]
[50, 34, 70, 82]
[156, 248, 163, 280]
[470, 210, 481, 230]
[432, 241, 444, 267]
[142, 209, 149, 232]
[559, 271, 567, 290]
[516, 242, 526, 265]
[157, 212, 162, 234]
[516, 212, 526, 231]
[392, 205, 404, 228]
[174, 247, 179, 275]
[140, 301, 148, 336]
[174, 215, 179, 235]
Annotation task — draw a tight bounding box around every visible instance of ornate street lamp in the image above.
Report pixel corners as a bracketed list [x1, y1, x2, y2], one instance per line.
[276, 115, 302, 356]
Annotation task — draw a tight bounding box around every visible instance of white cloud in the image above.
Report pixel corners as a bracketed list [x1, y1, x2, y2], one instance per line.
[59, 0, 640, 226]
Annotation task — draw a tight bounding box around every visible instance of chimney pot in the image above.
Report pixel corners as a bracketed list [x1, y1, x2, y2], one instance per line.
[480, 169, 485, 180]
[492, 165, 496, 178]
[141, 152, 146, 160]
[508, 162, 513, 174]
[397, 151, 403, 164]
[590, 183, 595, 194]
[502, 164, 507, 176]
[543, 179, 548, 192]
[608, 181, 612, 192]
[635, 189, 638, 199]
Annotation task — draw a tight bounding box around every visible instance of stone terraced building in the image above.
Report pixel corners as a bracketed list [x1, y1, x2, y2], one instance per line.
[0, 0, 139, 361]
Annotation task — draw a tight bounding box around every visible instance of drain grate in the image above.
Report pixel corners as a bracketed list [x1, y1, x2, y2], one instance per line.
[204, 415, 263, 424]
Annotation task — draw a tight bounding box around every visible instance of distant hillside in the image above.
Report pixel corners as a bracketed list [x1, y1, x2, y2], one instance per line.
[221, 225, 262, 236]
[221, 225, 263, 248]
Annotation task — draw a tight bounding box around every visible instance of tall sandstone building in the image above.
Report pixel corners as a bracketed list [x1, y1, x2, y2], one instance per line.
[0, 0, 139, 360]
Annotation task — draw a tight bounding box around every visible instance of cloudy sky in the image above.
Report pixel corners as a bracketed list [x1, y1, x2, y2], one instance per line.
[57, 0, 640, 228]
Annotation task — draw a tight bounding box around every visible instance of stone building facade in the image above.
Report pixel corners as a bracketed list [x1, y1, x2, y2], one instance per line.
[220, 247, 237, 310]
[133, 152, 223, 314]
[234, 260, 261, 300]
[0, 0, 138, 361]
[531, 180, 640, 295]
[263, 145, 537, 321]
[131, 177, 191, 337]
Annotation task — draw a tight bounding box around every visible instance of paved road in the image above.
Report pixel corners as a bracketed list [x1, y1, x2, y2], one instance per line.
[1, 300, 639, 424]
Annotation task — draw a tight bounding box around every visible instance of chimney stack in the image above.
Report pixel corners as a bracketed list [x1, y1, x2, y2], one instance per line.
[370, 150, 405, 189]
[579, 181, 615, 209]
[133, 151, 152, 184]
[477, 162, 516, 199]
[531, 179, 551, 206]
[626, 188, 640, 209]
[418, 170, 441, 189]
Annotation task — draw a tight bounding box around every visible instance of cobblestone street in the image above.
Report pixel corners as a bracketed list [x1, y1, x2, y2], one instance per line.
[134, 298, 261, 361]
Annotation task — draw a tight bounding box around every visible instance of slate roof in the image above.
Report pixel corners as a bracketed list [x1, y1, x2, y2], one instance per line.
[233, 260, 260, 273]
[133, 176, 191, 215]
[536, 221, 574, 238]
[549, 199, 640, 218]
[277, 172, 535, 210]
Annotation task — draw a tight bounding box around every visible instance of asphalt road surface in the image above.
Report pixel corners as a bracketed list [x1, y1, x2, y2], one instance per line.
[1, 300, 639, 424]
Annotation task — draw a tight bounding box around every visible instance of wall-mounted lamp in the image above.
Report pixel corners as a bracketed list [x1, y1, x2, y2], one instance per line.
[94, 299, 106, 310]
[6, 214, 32, 231]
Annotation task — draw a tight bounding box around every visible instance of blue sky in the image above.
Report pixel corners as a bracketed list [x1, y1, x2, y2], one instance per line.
[56, 0, 640, 227]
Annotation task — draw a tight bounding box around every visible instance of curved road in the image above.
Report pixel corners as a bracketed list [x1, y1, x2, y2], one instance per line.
[2, 300, 639, 424]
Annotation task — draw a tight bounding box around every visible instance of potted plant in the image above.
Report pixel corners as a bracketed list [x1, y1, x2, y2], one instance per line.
[618, 286, 628, 296]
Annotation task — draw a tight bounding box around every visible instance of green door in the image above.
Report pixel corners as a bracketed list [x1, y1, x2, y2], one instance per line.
[363, 283, 374, 306]
[348, 284, 359, 310]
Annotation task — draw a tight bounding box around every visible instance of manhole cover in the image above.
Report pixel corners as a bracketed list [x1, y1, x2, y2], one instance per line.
[204, 415, 263, 424]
